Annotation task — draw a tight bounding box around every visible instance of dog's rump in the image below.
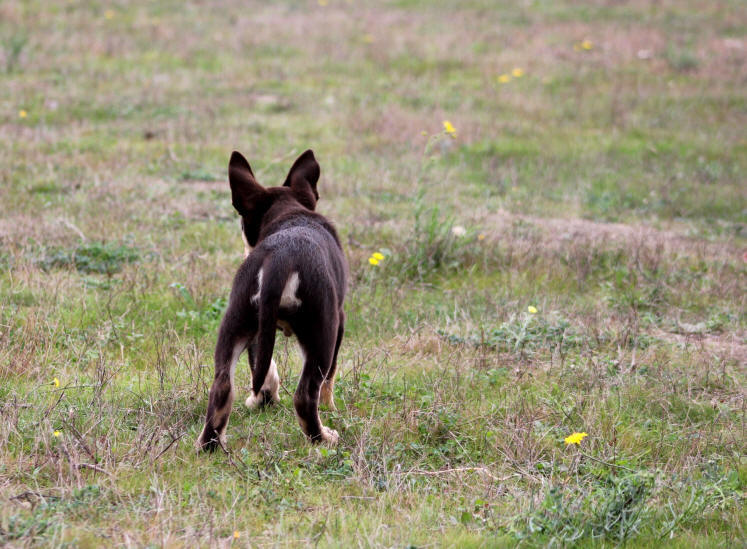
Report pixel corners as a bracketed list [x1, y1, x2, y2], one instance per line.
[234, 219, 346, 314]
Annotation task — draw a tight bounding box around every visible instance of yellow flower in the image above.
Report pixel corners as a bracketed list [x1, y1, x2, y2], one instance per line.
[318, 0, 328, 6]
[368, 257, 379, 266]
[477, 233, 486, 241]
[362, 34, 374, 44]
[53, 378, 60, 388]
[511, 67, 524, 78]
[233, 531, 240, 539]
[497, 74, 511, 84]
[443, 120, 457, 137]
[18, 109, 27, 118]
[53, 430, 61, 437]
[581, 39, 593, 50]
[372, 252, 384, 261]
[104, 9, 115, 19]
[527, 306, 538, 314]
[564, 432, 588, 445]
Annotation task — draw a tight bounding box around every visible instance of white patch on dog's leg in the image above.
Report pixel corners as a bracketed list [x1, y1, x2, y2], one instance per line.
[320, 381, 336, 411]
[196, 342, 245, 449]
[245, 358, 280, 409]
[228, 343, 244, 388]
[320, 426, 339, 445]
[279, 272, 301, 308]
[251, 268, 263, 304]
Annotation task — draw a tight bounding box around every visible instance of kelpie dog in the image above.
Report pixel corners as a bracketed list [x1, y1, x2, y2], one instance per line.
[196, 150, 347, 451]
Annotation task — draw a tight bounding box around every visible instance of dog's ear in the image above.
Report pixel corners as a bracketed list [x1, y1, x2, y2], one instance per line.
[283, 149, 320, 210]
[229, 151, 266, 216]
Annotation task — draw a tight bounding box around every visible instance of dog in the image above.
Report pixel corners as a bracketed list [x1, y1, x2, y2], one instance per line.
[196, 149, 347, 451]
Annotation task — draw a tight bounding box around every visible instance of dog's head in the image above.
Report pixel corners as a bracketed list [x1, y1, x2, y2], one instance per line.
[228, 150, 320, 255]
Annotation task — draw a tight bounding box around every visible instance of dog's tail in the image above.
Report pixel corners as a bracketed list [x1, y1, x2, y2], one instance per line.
[250, 260, 292, 398]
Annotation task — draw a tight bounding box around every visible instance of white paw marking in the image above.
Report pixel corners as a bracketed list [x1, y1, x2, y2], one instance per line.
[280, 272, 301, 308]
[245, 358, 280, 409]
[320, 426, 339, 445]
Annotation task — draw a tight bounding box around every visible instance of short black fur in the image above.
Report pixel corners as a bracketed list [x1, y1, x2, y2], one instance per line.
[197, 149, 347, 451]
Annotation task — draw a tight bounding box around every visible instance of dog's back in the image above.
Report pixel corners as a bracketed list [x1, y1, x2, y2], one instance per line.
[234, 215, 347, 318]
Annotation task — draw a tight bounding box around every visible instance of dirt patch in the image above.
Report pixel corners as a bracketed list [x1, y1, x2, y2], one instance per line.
[482, 210, 743, 261]
[654, 328, 747, 367]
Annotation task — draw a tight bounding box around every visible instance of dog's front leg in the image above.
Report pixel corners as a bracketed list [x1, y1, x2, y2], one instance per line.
[196, 322, 249, 452]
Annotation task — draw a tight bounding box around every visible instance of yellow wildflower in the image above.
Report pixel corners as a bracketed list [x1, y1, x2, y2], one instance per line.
[233, 531, 240, 539]
[104, 9, 115, 19]
[368, 257, 379, 266]
[372, 252, 384, 261]
[581, 39, 593, 50]
[18, 109, 27, 118]
[53, 430, 61, 437]
[443, 120, 457, 137]
[527, 306, 538, 314]
[477, 233, 486, 241]
[497, 74, 511, 84]
[511, 67, 524, 78]
[318, 0, 328, 6]
[564, 432, 588, 445]
[53, 378, 60, 388]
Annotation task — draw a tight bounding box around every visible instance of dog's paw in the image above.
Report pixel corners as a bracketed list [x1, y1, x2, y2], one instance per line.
[195, 426, 222, 453]
[320, 426, 339, 445]
[246, 359, 280, 410]
[245, 391, 263, 410]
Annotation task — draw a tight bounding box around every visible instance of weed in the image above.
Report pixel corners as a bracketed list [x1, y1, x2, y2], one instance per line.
[512, 471, 654, 544]
[35, 242, 140, 275]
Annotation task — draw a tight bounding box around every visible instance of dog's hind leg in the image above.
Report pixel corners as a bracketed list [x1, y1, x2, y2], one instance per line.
[196, 313, 252, 452]
[294, 311, 340, 444]
[320, 310, 344, 411]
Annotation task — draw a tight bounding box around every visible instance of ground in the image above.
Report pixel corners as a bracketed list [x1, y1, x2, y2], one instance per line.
[0, 0, 745, 547]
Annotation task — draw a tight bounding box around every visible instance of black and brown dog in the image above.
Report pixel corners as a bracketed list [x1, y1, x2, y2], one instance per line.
[196, 150, 347, 451]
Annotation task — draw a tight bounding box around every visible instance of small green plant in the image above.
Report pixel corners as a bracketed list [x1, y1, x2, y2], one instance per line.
[392, 189, 475, 280]
[169, 282, 226, 324]
[36, 242, 140, 275]
[3, 33, 27, 73]
[179, 168, 220, 181]
[666, 45, 699, 72]
[512, 471, 654, 543]
[440, 311, 581, 355]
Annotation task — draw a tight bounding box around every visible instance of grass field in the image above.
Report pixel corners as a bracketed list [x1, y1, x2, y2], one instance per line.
[1, 0, 745, 546]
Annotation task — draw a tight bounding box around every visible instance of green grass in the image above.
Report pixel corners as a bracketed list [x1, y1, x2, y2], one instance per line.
[1, 0, 745, 546]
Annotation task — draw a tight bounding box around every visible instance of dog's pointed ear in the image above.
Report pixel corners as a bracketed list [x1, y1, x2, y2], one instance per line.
[283, 149, 320, 210]
[230, 150, 254, 178]
[229, 151, 266, 215]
